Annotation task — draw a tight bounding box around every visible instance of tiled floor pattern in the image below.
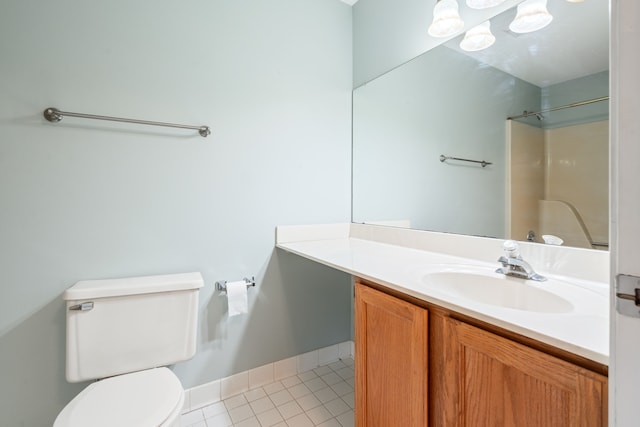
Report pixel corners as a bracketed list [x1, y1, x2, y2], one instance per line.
[180, 358, 355, 427]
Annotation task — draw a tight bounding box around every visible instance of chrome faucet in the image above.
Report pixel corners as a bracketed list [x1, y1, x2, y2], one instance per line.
[496, 240, 547, 281]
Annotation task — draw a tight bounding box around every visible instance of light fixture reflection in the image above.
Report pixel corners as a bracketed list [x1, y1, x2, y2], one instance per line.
[460, 21, 496, 51]
[428, 0, 465, 38]
[509, 0, 553, 34]
[466, 0, 507, 9]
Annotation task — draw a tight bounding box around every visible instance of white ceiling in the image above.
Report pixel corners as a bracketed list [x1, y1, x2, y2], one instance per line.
[445, 0, 609, 87]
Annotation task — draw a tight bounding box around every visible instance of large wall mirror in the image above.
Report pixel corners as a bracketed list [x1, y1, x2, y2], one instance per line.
[352, 0, 609, 250]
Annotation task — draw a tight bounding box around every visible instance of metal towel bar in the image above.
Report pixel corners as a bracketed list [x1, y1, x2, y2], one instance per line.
[43, 107, 211, 137]
[440, 154, 492, 168]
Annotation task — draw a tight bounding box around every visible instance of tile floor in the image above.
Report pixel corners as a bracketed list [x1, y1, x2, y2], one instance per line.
[180, 358, 355, 427]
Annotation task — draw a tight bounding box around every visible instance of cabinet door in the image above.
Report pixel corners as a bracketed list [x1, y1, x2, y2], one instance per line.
[355, 283, 429, 427]
[442, 317, 608, 427]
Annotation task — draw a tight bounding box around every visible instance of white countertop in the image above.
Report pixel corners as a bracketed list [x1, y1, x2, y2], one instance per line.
[277, 231, 609, 366]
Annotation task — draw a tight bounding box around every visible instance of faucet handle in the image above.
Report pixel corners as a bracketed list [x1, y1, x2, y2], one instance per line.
[502, 240, 521, 259]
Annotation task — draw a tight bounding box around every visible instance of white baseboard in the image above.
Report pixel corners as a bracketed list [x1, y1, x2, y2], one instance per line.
[182, 340, 355, 413]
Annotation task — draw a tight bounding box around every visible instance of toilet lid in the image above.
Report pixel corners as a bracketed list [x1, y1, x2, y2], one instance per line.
[54, 367, 183, 427]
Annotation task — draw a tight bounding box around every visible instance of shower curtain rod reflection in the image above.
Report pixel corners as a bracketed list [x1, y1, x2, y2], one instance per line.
[507, 96, 609, 120]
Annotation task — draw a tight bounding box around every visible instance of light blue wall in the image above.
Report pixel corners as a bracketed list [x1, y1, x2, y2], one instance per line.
[353, 46, 540, 237]
[540, 71, 610, 128]
[512, 71, 610, 129]
[0, 1, 353, 425]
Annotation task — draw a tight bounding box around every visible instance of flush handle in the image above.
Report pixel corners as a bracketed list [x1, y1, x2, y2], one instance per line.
[69, 302, 94, 311]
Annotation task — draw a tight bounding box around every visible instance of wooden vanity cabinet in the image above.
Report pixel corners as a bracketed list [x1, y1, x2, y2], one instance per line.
[355, 282, 428, 427]
[355, 279, 608, 427]
[432, 315, 608, 426]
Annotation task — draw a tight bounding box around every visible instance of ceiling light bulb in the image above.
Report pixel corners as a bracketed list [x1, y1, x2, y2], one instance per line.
[459, 21, 496, 51]
[509, 0, 553, 34]
[466, 0, 507, 9]
[428, 0, 465, 38]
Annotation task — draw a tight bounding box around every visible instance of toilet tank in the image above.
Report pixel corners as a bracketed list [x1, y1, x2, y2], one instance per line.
[63, 272, 204, 383]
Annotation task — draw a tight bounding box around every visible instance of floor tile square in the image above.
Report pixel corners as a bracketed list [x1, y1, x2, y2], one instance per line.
[264, 381, 285, 395]
[256, 408, 285, 427]
[228, 403, 254, 424]
[202, 401, 227, 418]
[269, 389, 294, 406]
[336, 410, 355, 427]
[244, 387, 267, 402]
[297, 370, 317, 382]
[313, 366, 333, 376]
[320, 372, 343, 386]
[341, 392, 355, 409]
[304, 377, 328, 392]
[306, 405, 334, 425]
[328, 361, 347, 371]
[314, 387, 339, 404]
[285, 413, 315, 427]
[204, 411, 232, 427]
[324, 398, 350, 417]
[277, 400, 303, 419]
[287, 382, 312, 399]
[330, 381, 353, 397]
[317, 419, 342, 427]
[224, 394, 248, 411]
[234, 416, 261, 427]
[180, 409, 204, 426]
[335, 367, 354, 381]
[249, 396, 275, 414]
[296, 393, 322, 412]
[281, 375, 302, 388]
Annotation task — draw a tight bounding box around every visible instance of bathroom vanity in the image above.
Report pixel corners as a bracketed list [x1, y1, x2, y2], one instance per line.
[356, 279, 607, 426]
[276, 223, 609, 427]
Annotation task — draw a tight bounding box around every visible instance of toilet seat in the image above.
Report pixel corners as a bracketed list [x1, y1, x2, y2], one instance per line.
[54, 367, 184, 427]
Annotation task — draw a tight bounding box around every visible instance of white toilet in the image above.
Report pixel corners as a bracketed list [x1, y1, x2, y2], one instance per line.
[54, 272, 204, 427]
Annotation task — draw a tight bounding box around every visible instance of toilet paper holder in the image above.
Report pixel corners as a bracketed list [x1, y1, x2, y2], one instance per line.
[215, 277, 256, 292]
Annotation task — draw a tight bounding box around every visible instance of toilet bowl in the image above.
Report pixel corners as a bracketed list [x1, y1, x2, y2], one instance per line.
[53, 273, 203, 427]
[54, 368, 183, 427]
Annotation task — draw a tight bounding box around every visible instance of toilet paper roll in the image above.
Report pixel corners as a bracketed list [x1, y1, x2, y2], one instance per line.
[226, 280, 248, 317]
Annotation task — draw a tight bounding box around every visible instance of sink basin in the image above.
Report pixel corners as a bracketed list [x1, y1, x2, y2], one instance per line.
[421, 270, 574, 313]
